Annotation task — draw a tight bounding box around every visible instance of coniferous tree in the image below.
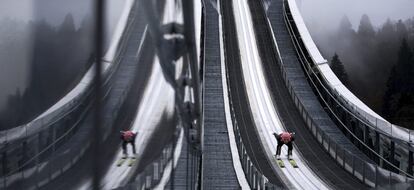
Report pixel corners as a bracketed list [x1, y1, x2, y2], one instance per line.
[376, 19, 399, 87]
[396, 39, 413, 92]
[377, 19, 396, 42]
[338, 16, 354, 38]
[309, 12, 414, 128]
[357, 15, 376, 57]
[336, 16, 356, 50]
[358, 14, 376, 39]
[383, 39, 413, 122]
[393, 47, 414, 128]
[330, 53, 349, 86]
[383, 66, 397, 119]
[396, 20, 408, 40]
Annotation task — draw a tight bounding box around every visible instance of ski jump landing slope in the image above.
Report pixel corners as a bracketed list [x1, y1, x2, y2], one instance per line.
[230, 0, 329, 189]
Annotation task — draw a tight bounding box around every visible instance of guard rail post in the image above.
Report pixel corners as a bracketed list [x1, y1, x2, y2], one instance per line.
[362, 161, 366, 184]
[375, 165, 378, 188]
[354, 155, 358, 175]
[389, 171, 392, 186]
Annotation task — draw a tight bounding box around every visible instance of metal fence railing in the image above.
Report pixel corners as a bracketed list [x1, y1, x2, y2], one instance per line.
[224, 59, 282, 189]
[114, 0, 204, 189]
[231, 110, 281, 190]
[281, 0, 414, 175]
[220, 10, 282, 188]
[0, 0, 139, 186]
[289, 0, 414, 160]
[116, 146, 175, 190]
[114, 127, 201, 190]
[0, 72, 134, 189]
[274, 0, 414, 187]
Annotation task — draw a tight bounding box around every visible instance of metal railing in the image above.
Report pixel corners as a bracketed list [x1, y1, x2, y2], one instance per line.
[118, 0, 204, 189]
[224, 58, 282, 189]
[114, 127, 201, 190]
[334, 86, 413, 143]
[0, 0, 137, 148]
[0, 0, 140, 185]
[281, 0, 414, 143]
[274, 0, 414, 187]
[229, 102, 281, 190]
[0, 72, 134, 189]
[220, 5, 282, 187]
[116, 143, 176, 190]
[282, 0, 414, 173]
[281, 0, 414, 174]
[284, 0, 414, 151]
[0, 81, 90, 143]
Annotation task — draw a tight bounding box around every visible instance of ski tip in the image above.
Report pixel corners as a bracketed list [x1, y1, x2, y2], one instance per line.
[289, 160, 298, 168]
[128, 157, 137, 167]
[276, 160, 285, 168]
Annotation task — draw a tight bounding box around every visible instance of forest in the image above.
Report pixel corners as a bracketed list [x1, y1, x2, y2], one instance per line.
[0, 14, 94, 129]
[322, 15, 414, 129]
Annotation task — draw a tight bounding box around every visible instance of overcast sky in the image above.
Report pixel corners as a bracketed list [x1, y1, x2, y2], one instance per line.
[297, 0, 414, 31]
[0, 0, 125, 29]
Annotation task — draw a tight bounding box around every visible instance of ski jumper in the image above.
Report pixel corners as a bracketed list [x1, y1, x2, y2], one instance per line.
[121, 131, 137, 155]
[274, 132, 295, 157]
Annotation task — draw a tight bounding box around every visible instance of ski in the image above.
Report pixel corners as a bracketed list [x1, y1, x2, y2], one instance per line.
[288, 159, 298, 168]
[128, 157, 136, 167]
[117, 157, 127, 167]
[275, 157, 285, 168]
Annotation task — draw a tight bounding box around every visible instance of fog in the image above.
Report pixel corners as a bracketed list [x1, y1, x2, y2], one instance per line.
[298, 0, 414, 31]
[0, 0, 125, 30]
[298, 0, 414, 127]
[0, 0, 126, 127]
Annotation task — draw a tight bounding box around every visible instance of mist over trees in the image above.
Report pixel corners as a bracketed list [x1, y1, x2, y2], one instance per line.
[316, 14, 414, 128]
[0, 0, 126, 129]
[0, 14, 93, 129]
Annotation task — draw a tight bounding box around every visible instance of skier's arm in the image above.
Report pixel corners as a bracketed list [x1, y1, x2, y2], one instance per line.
[273, 133, 280, 140]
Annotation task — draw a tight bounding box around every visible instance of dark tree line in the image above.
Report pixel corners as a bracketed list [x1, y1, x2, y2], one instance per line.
[316, 14, 414, 129]
[0, 14, 94, 129]
[382, 39, 414, 128]
[330, 53, 348, 86]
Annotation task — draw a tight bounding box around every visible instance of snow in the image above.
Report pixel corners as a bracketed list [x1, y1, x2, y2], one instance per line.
[287, 0, 413, 143]
[194, 0, 202, 63]
[218, 0, 250, 187]
[101, 57, 175, 189]
[103, 0, 134, 62]
[232, 0, 330, 188]
[0, 0, 134, 143]
[82, 1, 190, 188]
[287, 0, 326, 65]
